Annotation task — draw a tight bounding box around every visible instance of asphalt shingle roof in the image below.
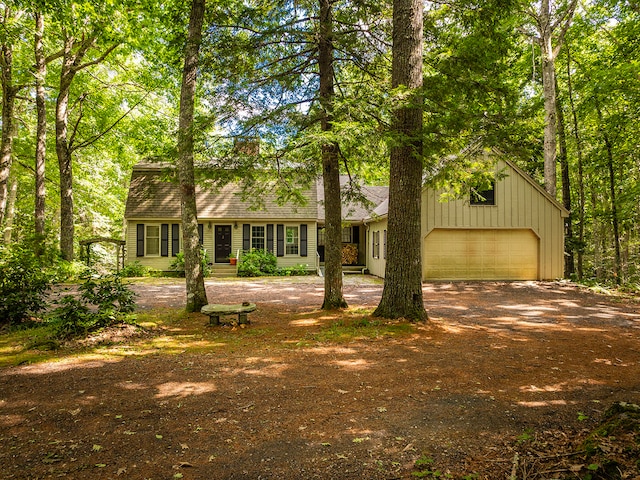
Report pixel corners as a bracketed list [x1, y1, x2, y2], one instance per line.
[124, 163, 319, 220]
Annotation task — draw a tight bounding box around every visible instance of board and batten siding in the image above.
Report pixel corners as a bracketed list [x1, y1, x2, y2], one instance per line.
[421, 158, 567, 280]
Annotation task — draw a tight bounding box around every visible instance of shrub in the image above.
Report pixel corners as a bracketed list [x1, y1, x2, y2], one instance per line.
[48, 295, 91, 339]
[280, 264, 310, 276]
[78, 274, 136, 317]
[169, 249, 211, 277]
[238, 250, 310, 277]
[237, 249, 278, 277]
[53, 260, 91, 282]
[48, 273, 137, 339]
[120, 261, 153, 277]
[0, 245, 54, 327]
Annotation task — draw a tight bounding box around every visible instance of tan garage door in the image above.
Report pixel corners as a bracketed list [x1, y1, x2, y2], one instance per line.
[424, 229, 539, 280]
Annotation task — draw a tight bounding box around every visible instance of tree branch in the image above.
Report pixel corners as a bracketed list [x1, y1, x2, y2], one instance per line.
[76, 42, 119, 72]
[71, 91, 151, 152]
[552, 0, 579, 58]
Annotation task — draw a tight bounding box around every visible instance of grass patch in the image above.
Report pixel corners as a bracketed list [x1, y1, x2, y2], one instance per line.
[0, 324, 63, 367]
[304, 316, 414, 343]
[1, 305, 415, 368]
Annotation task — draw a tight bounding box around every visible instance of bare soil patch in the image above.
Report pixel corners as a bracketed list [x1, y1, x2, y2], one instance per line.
[1, 277, 639, 479]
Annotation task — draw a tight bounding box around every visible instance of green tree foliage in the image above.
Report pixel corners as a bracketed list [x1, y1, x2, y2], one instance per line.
[555, 2, 640, 284]
[0, 0, 635, 292]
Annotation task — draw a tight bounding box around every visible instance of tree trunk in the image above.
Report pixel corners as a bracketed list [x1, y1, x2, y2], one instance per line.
[373, 0, 427, 322]
[0, 41, 17, 229]
[596, 105, 622, 284]
[53, 31, 117, 261]
[555, 77, 574, 277]
[566, 44, 585, 279]
[540, 1, 557, 197]
[178, 0, 208, 312]
[319, 0, 347, 310]
[56, 35, 76, 261]
[3, 173, 17, 243]
[532, 0, 578, 198]
[34, 12, 47, 255]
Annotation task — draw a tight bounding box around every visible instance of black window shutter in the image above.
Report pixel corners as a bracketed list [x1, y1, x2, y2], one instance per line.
[276, 224, 284, 257]
[136, 224, 145, 257]
[161, 224, 169, 257]
[171, 224, 180, 256]
[198, 224, 204, 245]
[300, 224, 307, 257]
[267, 224, 274, 253]
[243, 224, 251, 250]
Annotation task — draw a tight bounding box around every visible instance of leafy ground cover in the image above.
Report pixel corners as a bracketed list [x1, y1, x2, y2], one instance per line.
[1, 277, 639, 479]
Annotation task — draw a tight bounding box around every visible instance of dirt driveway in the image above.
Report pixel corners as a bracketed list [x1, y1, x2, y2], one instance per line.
[1, 277, 639, 479]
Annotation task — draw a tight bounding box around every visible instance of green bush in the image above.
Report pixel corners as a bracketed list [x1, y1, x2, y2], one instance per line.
[0, 245, 54, 327]
[237, 250, 309, 277]
[169, 249, 211, 277]
[53, 260, 91, 282]
[48, 295, 91, 339]
[120, 261, 153, 277]
[280, 264, 310, 276]
[237, 249, 278, 277]
[48, 274, 137, 339]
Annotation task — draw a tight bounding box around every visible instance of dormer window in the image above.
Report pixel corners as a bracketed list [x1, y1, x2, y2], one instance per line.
[471, 181, 495, 205]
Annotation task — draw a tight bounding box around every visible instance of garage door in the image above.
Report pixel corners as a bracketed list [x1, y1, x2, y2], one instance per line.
[424, 229, 539, 280]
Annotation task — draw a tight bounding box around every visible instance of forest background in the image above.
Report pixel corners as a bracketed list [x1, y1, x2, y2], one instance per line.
[0, 0, 638, 289]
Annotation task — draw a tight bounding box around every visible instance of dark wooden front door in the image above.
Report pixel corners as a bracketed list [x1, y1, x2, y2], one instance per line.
[215, 225, 232, 263]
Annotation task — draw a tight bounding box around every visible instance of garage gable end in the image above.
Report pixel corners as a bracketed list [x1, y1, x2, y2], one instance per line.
[422, 157, 566, 281]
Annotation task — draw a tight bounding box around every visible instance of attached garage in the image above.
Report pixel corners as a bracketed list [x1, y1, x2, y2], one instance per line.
[364, 154, 569, 281]
[424, 228, 539, 280]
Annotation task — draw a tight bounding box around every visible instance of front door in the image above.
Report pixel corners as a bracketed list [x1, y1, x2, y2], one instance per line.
[215, 225, 232, 263]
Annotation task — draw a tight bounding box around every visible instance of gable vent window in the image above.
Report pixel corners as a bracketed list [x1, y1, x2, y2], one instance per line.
[471, 181, 496, 205]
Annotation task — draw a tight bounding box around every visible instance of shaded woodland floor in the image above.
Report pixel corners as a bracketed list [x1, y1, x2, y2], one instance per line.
[1, 277, 639, 479]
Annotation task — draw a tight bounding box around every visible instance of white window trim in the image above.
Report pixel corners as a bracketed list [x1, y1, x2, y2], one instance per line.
[251, 224, 266, 251]
[285, 225, 299, 256]
[146, 224, 161, 257]
[372, 230, 380, 259]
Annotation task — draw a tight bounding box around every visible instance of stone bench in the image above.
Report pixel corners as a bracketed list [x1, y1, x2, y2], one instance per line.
[201, 302, 256, 326]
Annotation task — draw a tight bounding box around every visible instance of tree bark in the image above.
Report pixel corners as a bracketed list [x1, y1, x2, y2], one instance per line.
[373, 0, 427, 321]
[530, 0, 578, 198]
[53, 29, 117, 261]
[596, 104, 622, 284]
[55, 34, 76, 261]
[540, 0, 558, 197]
[178, 0, 208, 312]
[319, 0, 347, 310]
[34, 12, 47, 255]
[555, 77, 574, 277]
[0, 37, 18, 229]
[3, 173, 17, 243]
[566, 44, 585, 279]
